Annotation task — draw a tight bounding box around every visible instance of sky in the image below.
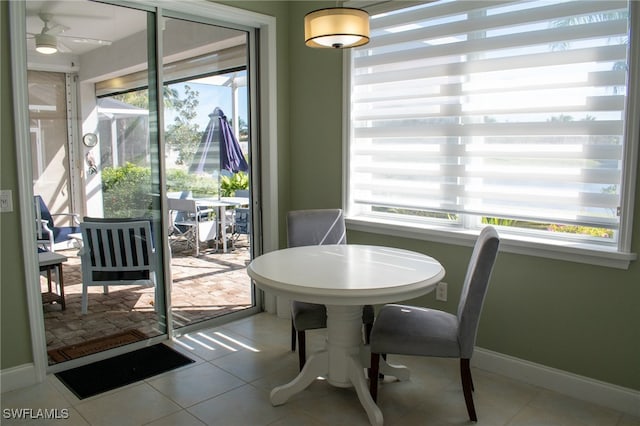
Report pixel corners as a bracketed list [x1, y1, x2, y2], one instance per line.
[165, 71, 248, 131]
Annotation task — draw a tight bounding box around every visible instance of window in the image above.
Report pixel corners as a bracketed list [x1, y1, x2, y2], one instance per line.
[346, 0, 638, 268]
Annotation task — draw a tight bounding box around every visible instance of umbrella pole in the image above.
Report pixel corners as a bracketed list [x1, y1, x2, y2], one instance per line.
[218, 115, 222, 200]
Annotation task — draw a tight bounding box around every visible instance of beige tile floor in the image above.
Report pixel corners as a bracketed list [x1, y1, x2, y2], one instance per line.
[2, 312, 638, 426]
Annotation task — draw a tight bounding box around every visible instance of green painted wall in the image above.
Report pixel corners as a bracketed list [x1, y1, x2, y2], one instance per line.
[2, 1, 639, 393]
[216, 0, 292, 244]
[288, 1, 344, 210]
[285, 2, 640, 391]
[1, 1, 36, 371]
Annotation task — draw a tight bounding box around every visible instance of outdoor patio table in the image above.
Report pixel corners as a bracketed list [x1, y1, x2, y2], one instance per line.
[246, 244, 445, 426]
[39, 251, 68, 310]
[220, 196, 249, 208]
[194, 198, 243, 252]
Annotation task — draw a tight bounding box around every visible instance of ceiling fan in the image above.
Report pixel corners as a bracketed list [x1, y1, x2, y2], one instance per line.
[27, 13, 112, 55]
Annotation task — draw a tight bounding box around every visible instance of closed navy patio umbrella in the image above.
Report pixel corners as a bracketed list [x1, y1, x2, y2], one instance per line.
[190, 107, 249, 176]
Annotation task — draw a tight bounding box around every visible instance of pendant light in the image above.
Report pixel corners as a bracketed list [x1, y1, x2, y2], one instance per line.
[304, 7, 370, 49]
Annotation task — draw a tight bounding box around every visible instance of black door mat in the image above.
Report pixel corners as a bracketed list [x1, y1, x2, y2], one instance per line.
[55, 343, 195, 399]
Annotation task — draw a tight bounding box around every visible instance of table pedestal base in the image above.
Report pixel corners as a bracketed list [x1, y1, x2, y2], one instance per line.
[270, 305, 410, 426]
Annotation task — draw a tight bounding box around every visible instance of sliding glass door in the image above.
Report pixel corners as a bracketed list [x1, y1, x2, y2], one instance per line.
[21, 0, 259, 368]
[26, 1, 168, 365]
[159, 17, 255, 331]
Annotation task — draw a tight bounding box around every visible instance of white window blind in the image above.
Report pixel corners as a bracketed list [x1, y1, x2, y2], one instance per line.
[348, 0, 631, 241]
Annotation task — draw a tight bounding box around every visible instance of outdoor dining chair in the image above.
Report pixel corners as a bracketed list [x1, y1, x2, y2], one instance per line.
[79, 218, 158, 314]
[231, 207, 250, 246]
[167, 196, 216, 256]
[34, 195, 81, 252]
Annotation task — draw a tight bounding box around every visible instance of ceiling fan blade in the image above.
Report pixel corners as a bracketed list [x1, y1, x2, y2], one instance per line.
[27, 10, 110, 21]
[59, 35, 112, 47]
[34, 13, 69, 36]
[57, 41, 72, 53]
[45, 23, 70, 36]
[28, 11, 112, 54]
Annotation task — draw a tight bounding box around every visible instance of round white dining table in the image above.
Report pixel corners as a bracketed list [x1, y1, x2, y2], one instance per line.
[247, 244, 445, 426]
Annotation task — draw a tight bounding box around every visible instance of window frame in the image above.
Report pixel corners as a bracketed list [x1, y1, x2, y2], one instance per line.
[342, 0, 639, 269]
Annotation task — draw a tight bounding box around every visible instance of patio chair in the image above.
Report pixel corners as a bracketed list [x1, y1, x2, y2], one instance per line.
[167, 191, 192, 235]
[34, 195, 81, 252]
[234, 189, 250, 200]
[167, 197, 217, 256]
[230, 207, 250, 249]
[79, 218, 158, 314]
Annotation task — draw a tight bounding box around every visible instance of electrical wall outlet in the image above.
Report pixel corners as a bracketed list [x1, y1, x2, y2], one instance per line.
[436, 282, 447, 301]
[0, 190, 13, 213]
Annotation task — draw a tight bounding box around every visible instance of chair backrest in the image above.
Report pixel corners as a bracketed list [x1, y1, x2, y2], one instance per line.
[34, 195, 53, 239]
[235, 208, 251, 235]
[457, 226, 500, 358]
[34, 195, 53, 224]
[80, 219, 155, 285]
[287, 209, 346, 247]
[167, 190, 192, 200]
[83, 216, 156, 246]
[234, 189, 250, 198]
[167, 197, 198, 217]
[167, 192, 195, 224]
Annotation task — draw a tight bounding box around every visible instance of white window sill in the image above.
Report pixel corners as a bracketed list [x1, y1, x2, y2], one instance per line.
[346, 216, 637, 270]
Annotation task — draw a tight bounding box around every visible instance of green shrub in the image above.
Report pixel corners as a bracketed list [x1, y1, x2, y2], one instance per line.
[482, 217, 516, 226]
[166, 169, 217, 197]
[102, 163, 153, 217]
[548, 224, 614, 238]
[220, 171, 249, 197]
[101, 165, 247, 217]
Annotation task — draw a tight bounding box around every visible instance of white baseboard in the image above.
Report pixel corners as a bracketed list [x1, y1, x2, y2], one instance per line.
[473, 347, 640, 418]
[0, 363, 38, 394]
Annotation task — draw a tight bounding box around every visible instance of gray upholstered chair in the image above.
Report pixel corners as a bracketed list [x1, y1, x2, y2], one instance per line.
[287, 209, 375, 370]
[368, 226, 500, 422]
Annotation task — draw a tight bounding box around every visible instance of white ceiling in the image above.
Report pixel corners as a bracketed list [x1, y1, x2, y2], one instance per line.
[25, 0, 148, 56]
[23, 0, 248, 81]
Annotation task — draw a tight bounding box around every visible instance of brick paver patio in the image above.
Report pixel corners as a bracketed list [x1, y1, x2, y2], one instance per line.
[40, 236, 253, 364]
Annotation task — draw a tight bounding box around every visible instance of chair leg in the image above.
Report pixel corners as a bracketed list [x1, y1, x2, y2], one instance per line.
[291, 320, 296, 352]
[364, 322, 373, 344]
[369, 353, 380, 402]
[379, 354, 387, 379]
[471, 370, 475, 392]
[81, 286, 88, 315]
[363, 322, 374, 378]
[298, 331, 306, 370]
[460, 358, 477, 422]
